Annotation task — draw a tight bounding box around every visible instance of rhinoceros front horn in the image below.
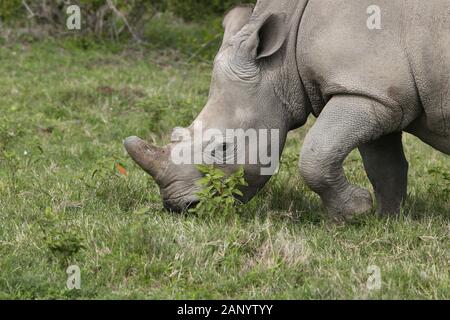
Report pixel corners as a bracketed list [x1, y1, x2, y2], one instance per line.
[124, 136, 169, 183]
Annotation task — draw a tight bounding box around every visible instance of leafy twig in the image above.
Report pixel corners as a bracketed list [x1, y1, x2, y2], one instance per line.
[22, 0, 35, 19]
[106, 0, 142, 43]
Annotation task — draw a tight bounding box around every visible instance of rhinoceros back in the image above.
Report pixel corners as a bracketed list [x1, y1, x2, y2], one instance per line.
[298, 0, 450, 136]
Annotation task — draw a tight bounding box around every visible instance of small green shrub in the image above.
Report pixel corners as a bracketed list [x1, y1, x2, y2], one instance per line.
[38, 207, 85, 266]
[0, 0, 23, 23]
[189, 165, 248, 218]
[428, 168, 450, 198]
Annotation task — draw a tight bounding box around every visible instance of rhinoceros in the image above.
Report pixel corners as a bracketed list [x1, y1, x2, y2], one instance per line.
[124, 0, 450, 219]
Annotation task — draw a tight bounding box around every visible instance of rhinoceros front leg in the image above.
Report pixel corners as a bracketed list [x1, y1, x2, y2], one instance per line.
[359, 133, 408, 215]
[300, 95, 402, 219]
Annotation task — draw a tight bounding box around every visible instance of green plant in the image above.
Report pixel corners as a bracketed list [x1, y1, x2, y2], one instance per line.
[428, 168, 450, 198]
[189, 165, 248, 218]
[0, 118, 23, 152]
[38, 207, 85, 265]
[0, 0, 23, 23]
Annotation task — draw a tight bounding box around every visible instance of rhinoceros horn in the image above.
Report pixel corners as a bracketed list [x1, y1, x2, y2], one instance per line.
[124, 136, 169, 184]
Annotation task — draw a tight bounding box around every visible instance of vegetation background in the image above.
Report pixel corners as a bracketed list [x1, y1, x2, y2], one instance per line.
[0, 1, 448, 299]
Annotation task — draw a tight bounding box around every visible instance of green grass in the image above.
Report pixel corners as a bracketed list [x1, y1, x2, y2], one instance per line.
[0, 26, 449, 299]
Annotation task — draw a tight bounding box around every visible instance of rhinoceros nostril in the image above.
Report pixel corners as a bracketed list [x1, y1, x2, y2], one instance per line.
[186, 201, 199, 210]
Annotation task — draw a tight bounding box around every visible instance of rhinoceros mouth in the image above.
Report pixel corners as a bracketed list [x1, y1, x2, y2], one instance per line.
[160, 179, 201, 212]
[162, 195, 199, 212]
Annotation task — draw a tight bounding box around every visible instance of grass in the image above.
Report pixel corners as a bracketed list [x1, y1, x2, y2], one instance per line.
[0, 20, 449, 299]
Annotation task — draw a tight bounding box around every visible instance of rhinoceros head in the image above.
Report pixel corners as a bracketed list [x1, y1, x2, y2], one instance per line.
[125, 5, 298, 212]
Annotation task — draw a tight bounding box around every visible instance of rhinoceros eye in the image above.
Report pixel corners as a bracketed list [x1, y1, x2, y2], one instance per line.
[211, 143, 228, 159]
[170, 127, 190, 143]
[221, 142, 228, 155]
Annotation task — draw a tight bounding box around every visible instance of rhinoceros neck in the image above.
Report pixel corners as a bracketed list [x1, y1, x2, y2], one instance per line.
[254, 0, 312, 130]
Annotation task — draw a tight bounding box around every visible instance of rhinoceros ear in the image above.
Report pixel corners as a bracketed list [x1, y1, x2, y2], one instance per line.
[247, 13, 288, 60]
[222, 4, 254, 44]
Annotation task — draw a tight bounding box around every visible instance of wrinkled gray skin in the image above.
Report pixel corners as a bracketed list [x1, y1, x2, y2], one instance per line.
[125, 0, 450, 218]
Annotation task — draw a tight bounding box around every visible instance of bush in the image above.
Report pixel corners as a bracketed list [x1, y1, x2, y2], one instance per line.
[166, 0, 255, 22]
[1, 0, 161, 40]
[189, 165, 248, 218]
[38, 207, 85, 266]
[0, 0, 23, 23]
[0, 1, 256, 35]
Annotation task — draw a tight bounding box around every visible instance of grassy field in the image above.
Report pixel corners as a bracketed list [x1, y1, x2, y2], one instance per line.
[0, 23, 449, 299]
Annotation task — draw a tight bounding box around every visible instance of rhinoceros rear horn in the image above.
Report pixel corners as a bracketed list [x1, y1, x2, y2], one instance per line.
[222, 4, 254, 44]
[124, 136, 169, 183]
